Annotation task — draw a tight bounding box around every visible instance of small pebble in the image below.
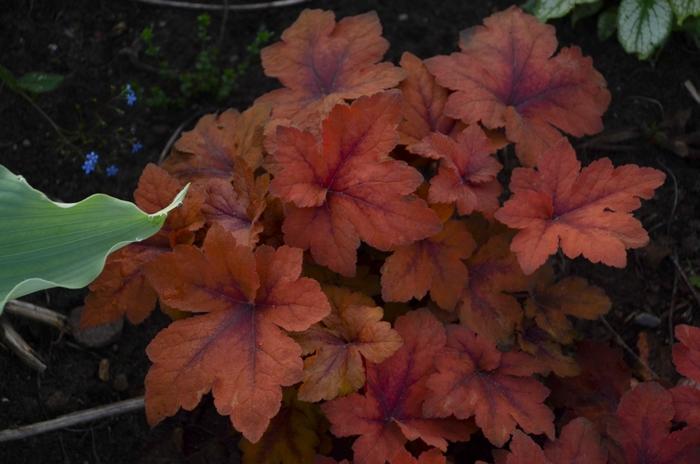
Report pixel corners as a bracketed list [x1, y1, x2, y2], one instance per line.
[69, 306, 123, 348]
[634, 312, 661, 328]
[22, 139, 30, 147]
[45, 390, 68, 412]
[113, 373, 129, 392]
[48, 43, 58, 53]
[398, 13, 409, 21]
[98, 358, 110, 382]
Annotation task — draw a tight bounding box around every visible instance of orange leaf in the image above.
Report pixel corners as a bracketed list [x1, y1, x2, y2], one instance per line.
[143, 226, 330, 442]
[398, 52, 456, 145]
[163, 104, 270, 181]
[321, 310, 474, 464]
[268, 92, 441, 276]
[200, 163, 268, 247]
[517, 323, 580, 378]
[258, 10, 404, 128]
[134, 164, 206, 247]
[525, 264, 611, 343]
[608, 382, 700, 464]
[548, 341, 631, 432]
[409, 126, 502, 216]
[493, 418, 606, 464]
[392, 448, 446, 464]
[425, 6, 610, 166]
[381, 219, 476, 310]
[458, 233, 528, 343]
[81, 164, 205, 327]
[673, 324, 700, 383]
[494, 138, 665, 274]
[671, 325, 700, 426]
[423, 324, 554, 447]
[296, 286, 403, 402]
[239, 389, 330, 464]
[81, 245, 161, 326]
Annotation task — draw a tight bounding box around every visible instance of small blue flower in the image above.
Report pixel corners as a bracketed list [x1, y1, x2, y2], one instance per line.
[106, 164, 119, 177]
[81, 151, 99, 174]
[124, 84, 137, 106]
[131, 141, 143, 154]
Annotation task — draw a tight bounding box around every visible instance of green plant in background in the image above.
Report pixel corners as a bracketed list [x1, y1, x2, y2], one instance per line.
[527, 0, 700, 58]
[0, 164, 188, 314]
[140, 14, 273, 108]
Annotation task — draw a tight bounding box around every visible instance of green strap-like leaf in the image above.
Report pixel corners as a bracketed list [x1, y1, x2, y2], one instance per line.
[618, 0, 673, 59]
[0, 164, 188, 314]
[670, 0, 700, 24]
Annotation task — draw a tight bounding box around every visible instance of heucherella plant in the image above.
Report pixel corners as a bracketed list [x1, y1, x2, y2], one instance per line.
[81, 7, 700, 464]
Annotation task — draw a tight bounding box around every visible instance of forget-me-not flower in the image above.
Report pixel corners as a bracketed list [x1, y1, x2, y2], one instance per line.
[131, 141, 143, 153]
[81, 151, 99, 174]
[124, 84, 137, 106]
[106, 164, 119, 177]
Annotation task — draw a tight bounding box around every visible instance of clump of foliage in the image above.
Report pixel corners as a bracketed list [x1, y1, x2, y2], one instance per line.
[139, 13, 273, 108]
[82, 7, 700, 463]
[528, 0, 700, 59]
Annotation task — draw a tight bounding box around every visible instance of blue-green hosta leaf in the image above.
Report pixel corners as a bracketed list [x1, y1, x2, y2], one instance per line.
[670, 0, 700, 24]
[534, 0, 599, 21]
[618, 0, 673, 59]
[0, 164, 188, 314]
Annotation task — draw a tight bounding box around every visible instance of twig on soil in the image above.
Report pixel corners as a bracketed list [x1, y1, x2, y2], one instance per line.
[600, 315, 659, 380]
[5, 300, 68, 332]
[130, 0, 310, 11]
[0, 397, 145, 443]
[0, 319, 47, 372]
[668, 262, 679, 344]
[685, 80, 700, 106]
[217, 0, 230, 50]
[655, 159, 679, 235]
[670, 255, 700, 310]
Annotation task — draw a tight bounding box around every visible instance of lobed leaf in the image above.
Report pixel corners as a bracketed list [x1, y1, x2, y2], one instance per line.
[381, 219, 476, 310]
[426, 6, 610, 165]
[163, 104, 270, 181]
[458, 233, 529, 343]
[525, 264, 611, 343]
[239, 389, 329, 464]
[423, 324, 554, 447]
[608, 382, 700, 463]
[258, 9, 404, 128]
[548, 341, 631, 431]
[296, 286, 403, 402]
[494, 138, 665, 274]
[322, 310, 474, 464]
[397, 52, 457, 145]
[143, 226, 330, 442]
[267, 92, 441, 276]
[408, 126, 503, 216]
[671, 324, 700, 426]
[489, 418, 606, 464]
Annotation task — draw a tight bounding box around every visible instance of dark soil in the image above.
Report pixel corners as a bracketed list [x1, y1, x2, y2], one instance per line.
[1, 1, 699, 463]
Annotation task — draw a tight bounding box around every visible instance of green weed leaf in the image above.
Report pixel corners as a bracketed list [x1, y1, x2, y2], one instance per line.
[16, 72, 64, 93]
